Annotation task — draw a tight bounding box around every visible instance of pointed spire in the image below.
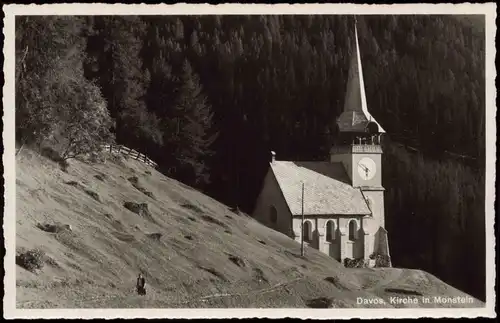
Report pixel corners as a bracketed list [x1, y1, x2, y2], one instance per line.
[337, 17, 385, 134]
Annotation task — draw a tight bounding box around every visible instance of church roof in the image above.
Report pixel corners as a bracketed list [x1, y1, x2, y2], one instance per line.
[270, 161, 371, 216]
[337, 21, 385, 134]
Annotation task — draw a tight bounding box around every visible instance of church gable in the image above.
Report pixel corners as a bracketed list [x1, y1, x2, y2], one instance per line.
[270, 161, 371, 216]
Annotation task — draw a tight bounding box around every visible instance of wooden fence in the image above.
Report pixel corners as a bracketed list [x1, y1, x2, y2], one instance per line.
[101, 144, 158, 169]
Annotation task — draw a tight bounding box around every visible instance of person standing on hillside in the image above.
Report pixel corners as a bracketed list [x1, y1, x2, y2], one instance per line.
[136, 273, 146, 296]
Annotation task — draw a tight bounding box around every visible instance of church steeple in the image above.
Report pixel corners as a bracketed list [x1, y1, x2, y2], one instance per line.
[336, 18, 385, 136]
[330, 17, 385, 187]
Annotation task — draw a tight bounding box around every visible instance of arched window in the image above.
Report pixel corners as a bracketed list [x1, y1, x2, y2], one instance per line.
[348, 220, 358, 241]
[269, 206, 277, 224]
[326, 220, 336, 242]
[303, 221, 312, 242]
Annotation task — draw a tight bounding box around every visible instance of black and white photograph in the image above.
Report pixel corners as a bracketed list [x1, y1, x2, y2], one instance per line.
[3, 3, 496, 319]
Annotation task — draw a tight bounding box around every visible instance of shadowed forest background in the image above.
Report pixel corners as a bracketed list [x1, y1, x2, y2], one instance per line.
[15, 15, 486, 301]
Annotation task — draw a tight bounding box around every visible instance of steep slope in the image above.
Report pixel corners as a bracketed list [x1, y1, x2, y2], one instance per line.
[15, 149, 483, 309]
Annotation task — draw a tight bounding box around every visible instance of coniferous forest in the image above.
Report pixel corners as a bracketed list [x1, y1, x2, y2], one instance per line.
[15, 15, 486, 301]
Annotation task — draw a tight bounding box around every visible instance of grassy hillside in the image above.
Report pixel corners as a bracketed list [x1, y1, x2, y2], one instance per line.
[15, 148, 483, 309]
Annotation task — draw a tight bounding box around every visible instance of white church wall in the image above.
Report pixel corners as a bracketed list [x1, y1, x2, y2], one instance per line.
[291, 216, 368, 262]
[361, 190, 385, 231]
[252, 168, 294, 237]
[327, 239, 341, 261]
[354, 233, 365, 259]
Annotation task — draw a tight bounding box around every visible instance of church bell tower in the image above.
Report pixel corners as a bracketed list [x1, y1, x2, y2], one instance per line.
[330, 18, 388, 254]
[330, 18, 385, 191]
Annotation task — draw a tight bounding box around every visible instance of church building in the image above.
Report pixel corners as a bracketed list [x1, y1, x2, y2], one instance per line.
[252, 22, 390, 267]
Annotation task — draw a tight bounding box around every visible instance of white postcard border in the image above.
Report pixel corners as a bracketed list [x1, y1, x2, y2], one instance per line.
[2, 2, 497, 319]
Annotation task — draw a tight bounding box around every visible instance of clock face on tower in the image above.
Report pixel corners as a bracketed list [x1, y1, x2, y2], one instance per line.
[357, 157, 377, 181]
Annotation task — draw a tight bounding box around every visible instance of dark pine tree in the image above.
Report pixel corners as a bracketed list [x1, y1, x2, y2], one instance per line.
[162, 60, 218, 188]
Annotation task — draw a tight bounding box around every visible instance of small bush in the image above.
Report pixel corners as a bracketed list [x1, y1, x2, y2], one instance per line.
[227, 254, 246, 268]
[369, 252, 392, 268]
[184, 235, 194, 240]
[324, 276, 349, 290]
[143, 191, 155, 199]
[65, 180, 80, 187]
[36, 223, 59, 233]
[123, 202, 155, 223]
[376, 255, 391, 267]
[36, 222, 72, 233]
[94, 174, 106, 181]
[16, 248, 46, 273]
[124, 202, 147, 214]
[128, 176, 139, 186]
[343, 258, 369, 268]
[147, 233, 162, 241]
[306, 297, 334, 308]
[84, 189, 100, 202]
[123, 202, 138, 213]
